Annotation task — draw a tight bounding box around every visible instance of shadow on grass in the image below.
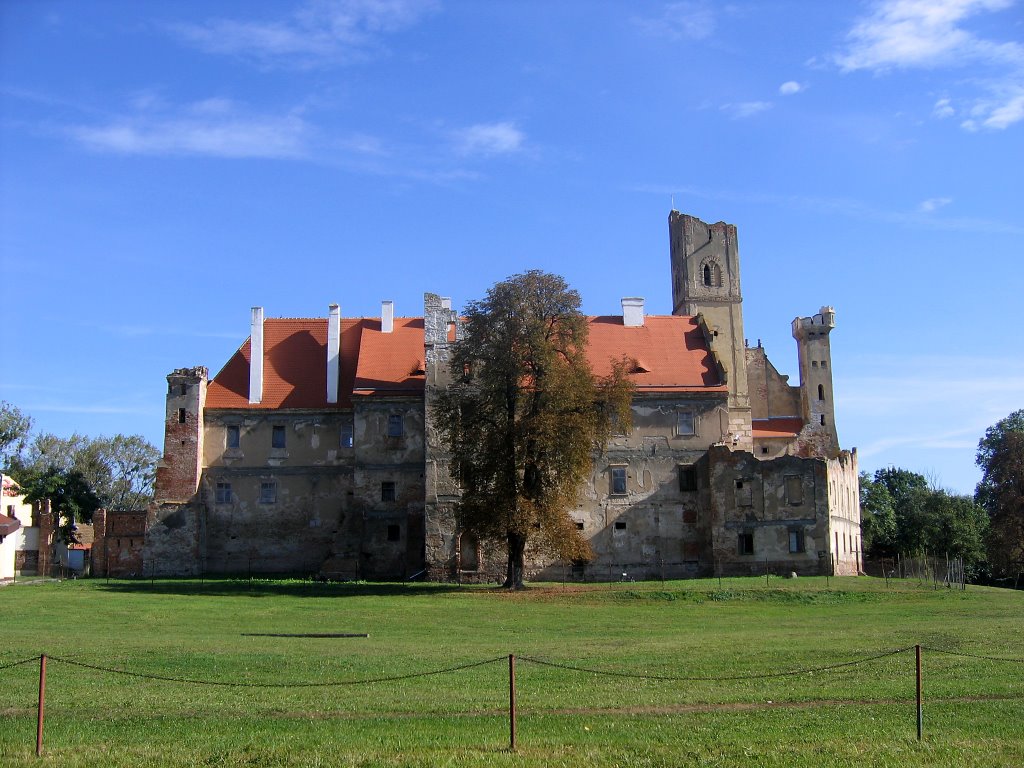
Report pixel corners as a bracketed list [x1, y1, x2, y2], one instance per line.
[93, 577, 466, 599]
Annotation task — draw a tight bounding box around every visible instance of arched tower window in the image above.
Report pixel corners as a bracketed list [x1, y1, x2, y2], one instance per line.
[702, 261, 722, 288]
[817, 384, 825, 401]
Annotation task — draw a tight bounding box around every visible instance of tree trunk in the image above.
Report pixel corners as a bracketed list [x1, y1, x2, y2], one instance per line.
[505, 531, 527, 589]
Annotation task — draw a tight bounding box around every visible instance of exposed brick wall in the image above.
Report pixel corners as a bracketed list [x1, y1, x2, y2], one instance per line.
[92, 509, 147, 577]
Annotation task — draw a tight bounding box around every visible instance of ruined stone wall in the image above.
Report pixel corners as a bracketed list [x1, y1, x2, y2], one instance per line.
[707, 446, 831, 576]
[746, 346, 801, 420]
[423, 293, 461, 580]
[92, 509, 146, 577]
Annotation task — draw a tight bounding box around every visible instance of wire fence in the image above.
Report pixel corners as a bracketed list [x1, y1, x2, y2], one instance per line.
[2, 644, 1022, 756]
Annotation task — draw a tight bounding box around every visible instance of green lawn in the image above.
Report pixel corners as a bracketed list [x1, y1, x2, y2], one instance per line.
[1, 576, 1021, 767]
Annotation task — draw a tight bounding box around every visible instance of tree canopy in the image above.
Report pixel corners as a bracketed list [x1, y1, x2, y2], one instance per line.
[433, 270, 634, 588]
[0, 400, 33, 470]
[18, 465, 102, 541]
[976, 410, 1024, 575]
[860, 467, 989, 577]
[13, 432, 160, 511]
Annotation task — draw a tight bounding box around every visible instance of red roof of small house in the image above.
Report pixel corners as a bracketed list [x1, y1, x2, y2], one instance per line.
[752, 417, 803, 438]
[0, 513, 21, 537]
[205, 312, 725, 410]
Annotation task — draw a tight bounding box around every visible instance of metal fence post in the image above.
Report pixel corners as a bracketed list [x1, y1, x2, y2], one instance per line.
[916, 644, 923, 741]
[508, 654, 517, 751]
[36, 654, 47, 756]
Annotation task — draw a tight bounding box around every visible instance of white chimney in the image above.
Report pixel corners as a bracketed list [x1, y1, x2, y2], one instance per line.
[327, 304, 341, 404]
[249, 306, 264, 404]
[381, 300, 394, 333]
[622, 297, 645, 327]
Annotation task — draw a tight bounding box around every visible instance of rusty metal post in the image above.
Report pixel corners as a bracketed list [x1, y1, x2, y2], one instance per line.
[508, 654, 517, 751]
[36, 654, 47, 757]
[916, 644, 923, 741]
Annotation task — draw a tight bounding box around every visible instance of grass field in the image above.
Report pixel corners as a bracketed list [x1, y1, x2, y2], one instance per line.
[1, 575, 1022, 767]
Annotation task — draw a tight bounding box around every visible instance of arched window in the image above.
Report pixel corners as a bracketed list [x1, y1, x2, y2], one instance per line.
[702, 262, 722, 288]
[817, 384, 825, 401]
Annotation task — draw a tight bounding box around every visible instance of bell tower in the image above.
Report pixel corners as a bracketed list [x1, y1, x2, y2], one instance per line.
[669, 211, 751, 449]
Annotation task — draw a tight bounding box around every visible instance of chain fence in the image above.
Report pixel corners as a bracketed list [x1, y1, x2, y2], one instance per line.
[2, 643, 1022, 756]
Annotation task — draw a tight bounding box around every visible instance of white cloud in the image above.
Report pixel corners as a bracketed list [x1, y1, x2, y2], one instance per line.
[832, 0, 1024, 130]
[70, 102, 308, 159]
[918, 196, 952, 212]
[932, 97, 955, 118]
[720, 101, 773, 119]
[632, 2, 716, 40]
[454, 122, 525, 156]
[779, 81, 804, 96]
[169, 0, 439, 67]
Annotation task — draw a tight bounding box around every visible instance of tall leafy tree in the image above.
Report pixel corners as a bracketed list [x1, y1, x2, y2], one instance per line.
[18, 465, 102, 541]
[14, 432, 159, 510]
[0, 400, 32, 470]
[976, 410, 1024, 575]
[862, 466, 989, 577]
[434, 270, 634, 588]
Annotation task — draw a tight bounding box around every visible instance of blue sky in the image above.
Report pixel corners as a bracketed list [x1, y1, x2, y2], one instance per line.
[1, 0, 1022, 494]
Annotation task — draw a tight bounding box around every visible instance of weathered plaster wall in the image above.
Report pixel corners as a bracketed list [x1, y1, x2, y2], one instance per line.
[746, 346, 801, 420]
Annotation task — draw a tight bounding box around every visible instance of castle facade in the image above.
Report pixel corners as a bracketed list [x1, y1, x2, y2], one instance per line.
[133, 212, 861, 581]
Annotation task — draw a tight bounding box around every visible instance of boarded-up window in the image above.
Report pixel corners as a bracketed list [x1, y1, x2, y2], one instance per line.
[259, 481, 277, 504]
[735, 479, 752, 506]
[785, 475, 803, 505]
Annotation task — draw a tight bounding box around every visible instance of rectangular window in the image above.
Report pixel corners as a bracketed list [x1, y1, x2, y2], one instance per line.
[226, 425, 240, 449]
[259, 481, 277, 504]
[177, 408, 186, 424]
[678, 465, 697, 492]
[387, 524, 401, 542]
[381, 481, 396, 502]
[340, 421, 354, 449]
[785, 475, 803, 505]
[272, 425, 286, 449]
[738, 532, 754, 556]
[676, 411, 695, 436]
[610, 466, 627, 495]
[575, 521, 585, 530]
[215, 482, 232, 504]
[789, 528, 806, 553]
[387, 414, 404, 438]
[614, 520, 627, 530]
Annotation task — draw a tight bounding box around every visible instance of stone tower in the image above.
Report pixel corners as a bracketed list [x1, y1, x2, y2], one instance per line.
[153, 366, 208, 503]
[669, 211, 751, 449]
[791, 307, 840, 457]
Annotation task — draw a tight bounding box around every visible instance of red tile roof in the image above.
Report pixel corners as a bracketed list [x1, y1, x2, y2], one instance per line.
[752, 417, 804, 438]
[205, 313, 725, 410]
[587, 315, 727, 393]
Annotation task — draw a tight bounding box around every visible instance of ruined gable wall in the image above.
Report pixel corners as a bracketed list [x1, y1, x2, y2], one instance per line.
[746, 347, 801, 420]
